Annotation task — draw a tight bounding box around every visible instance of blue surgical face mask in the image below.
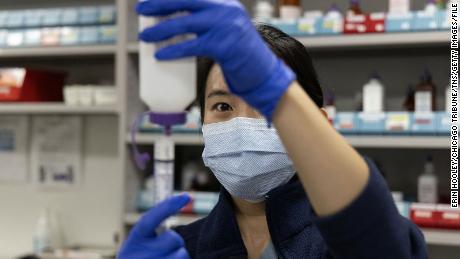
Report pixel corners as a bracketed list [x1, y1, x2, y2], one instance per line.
[202, 117, 296, 203]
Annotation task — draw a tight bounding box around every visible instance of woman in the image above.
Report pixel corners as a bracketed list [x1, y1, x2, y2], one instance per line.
[119, 1, 427, 258]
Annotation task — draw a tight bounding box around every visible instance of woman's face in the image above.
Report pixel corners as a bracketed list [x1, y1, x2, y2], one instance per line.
[203, 65, 263, 125]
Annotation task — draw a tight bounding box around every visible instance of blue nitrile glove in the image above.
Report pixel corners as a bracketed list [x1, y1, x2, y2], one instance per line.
[136, 0, 296, 122]
[118, 194, 191, 259]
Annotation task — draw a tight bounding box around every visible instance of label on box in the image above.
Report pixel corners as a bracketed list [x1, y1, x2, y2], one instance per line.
[386, 113, 411, 132]
[6, 31, 24, 47]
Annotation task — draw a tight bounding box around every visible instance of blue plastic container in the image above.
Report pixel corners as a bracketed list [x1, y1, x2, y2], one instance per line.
[98, 25, 117, 43]
[334, 112, 359, 134]
[436, 112, 450, 135]
[270, 19, 298, 35]
[297, 17, 322, 36]
[357, 112, 386, 134]
[79, 7, 99, 25]
[413, 11, 438, 31]
[42, 9, 62, 27]
[386, 12, 414, 32]
[6, 11, 24, 28]
[98, 5, 117, 24]
[79, 26, 99, 44]
[61, 8, 79, 26]
[24, 10, 43, 28]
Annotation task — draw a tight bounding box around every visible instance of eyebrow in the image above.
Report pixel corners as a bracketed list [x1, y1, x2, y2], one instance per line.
[207, 90, 232, 99]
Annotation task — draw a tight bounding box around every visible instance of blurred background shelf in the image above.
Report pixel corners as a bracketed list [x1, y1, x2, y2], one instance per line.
[127, 31, 449, 53]
[0, 45, 117, 58]
[127, 132, 449, 148]
[0, 103, 119, 114]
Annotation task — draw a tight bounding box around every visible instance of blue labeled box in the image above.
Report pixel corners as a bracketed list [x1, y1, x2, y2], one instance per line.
[412, 112, 437, 134]
[334, 112, 358, 134]
[42, 9, 62, 27]
[413, 11, 438, 31]
[386, 12, 414, 32]
[320, 16, 343, 35]
[0, 30, 7, 46]
[23, 29, 42, 46]
[61, 8, 79, 26]
[437, 10, 449, 30]
[6, 11, 24, 28]
[79, 7, 99, 25]
[24, 10, 43, 28]
[385, 112, 412, 134]
[357, 112, 386, 134]
[436, 112, 450, 135]
[98, 25, 117, 43]
[98, 5, 117, 24]
[79, 26, 99, 44]
[6, 30, 24, 47]
[0, 12, 7, 28]
[270, 19, 298, 35]
[297, 17, 323, 36]
[60, 27, 79, 45]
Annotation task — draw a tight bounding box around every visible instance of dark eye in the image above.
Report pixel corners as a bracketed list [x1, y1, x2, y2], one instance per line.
[212, 102, 233, 112]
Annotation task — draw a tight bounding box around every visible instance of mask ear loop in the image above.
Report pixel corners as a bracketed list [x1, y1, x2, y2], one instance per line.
[131, 112, 151, 171]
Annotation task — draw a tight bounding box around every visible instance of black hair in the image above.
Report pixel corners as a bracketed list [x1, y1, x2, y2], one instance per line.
[197, 23, 323, 121]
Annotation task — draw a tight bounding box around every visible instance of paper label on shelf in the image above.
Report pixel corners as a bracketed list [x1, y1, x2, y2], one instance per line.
[386, 113, 410, 131]
[31, 116, 82, 188]
[0, 116, 29, 182]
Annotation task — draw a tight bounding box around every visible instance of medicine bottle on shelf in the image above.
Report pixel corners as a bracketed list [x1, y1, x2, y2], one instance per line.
[279, 0, 301, 19]
[415, 69, 437, 112]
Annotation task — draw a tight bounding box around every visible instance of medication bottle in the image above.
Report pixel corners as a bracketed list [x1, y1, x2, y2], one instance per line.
[389, 0, 411, 13]
[415, 70, 437, 112]
[279, 0, 301, 19]
[418, 155, 438, 203]
[254, 0, 275, 20]
[363, 73, 385, 113]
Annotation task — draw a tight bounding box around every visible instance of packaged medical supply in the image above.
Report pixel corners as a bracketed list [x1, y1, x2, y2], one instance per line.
[334, 112, 359, 134]
[298, 11, 323, 35]
[413, 0, 439, 31]
[61, 8, 79, 26]
[435, 112, 450, 135]
[24, 29, 42, 46]
[320, 4, 344, 34]
[41, 28, 61, 46]
[418, 155, 438, 203]
[94, 86, 117, 106]
[78, 86, 94, 106]
[42, 9, 62, 27]
[6, 30, 24, 47]
[363, 73, 385, 113]
[270, 18, 298, 35]
[386, 12, 414, 32]
[0, 30, 8, 46]
[6, 11, 24, 28]
[79, 7, 99, 25]
[63, 86, 79, 106]
[98, 5, 117, 24]
[357, 112, 386, 134]
[385, 112, 411, 134]
[412, 112, 437, 134]
[24, 10, 43, 28]
[410, 203, 437, 228]
[60, 27, 79, 45]
[79, 26, 99, 44]
[0, 12, 7, 28]
[98, 25, 117, 43]
[279, 0, 302, 20]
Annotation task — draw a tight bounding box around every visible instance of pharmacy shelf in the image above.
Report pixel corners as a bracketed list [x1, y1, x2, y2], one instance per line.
[125, 212, 203, 226]
[0, 45, 117, 58]
[0, 103, 119, 114]
[127, 132, 449, 149]
[296, 31, 449, 49]
[124, 213, 460, 246]
[422, 228, 460, 246]
[127, 31, 449, 52]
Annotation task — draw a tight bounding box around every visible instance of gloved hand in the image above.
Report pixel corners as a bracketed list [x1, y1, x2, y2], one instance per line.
[118, 194, 191, 259]
[136, 0, 296, 122]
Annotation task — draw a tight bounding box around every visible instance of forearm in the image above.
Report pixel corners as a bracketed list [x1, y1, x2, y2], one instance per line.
[273, 82, 369, 217]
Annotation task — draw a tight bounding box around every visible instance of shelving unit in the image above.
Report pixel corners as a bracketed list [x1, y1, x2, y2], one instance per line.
[127, 132, 450, 149]
[0, 103, 119, 114]
[0, 45, 117, 58]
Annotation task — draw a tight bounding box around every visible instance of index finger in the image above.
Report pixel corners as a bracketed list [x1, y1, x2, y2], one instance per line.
[136, 0, 215, 17]
[132, 194, 191, 238]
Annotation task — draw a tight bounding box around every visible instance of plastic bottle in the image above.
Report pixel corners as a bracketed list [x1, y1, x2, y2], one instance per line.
[389, 0, 411, 13]
[33, 209, 52, 255]
[363, 73, 385, 113]
[415, 69, 437, 112]
[279, 0, 302, 19]
[418, 155, 438, 203]
[323, 4, 344, 33]
[425, 0, 438, 13]
[348, 0, 363, 16]
[139, 1, 196, 115]
[254, 0, 275, 20]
